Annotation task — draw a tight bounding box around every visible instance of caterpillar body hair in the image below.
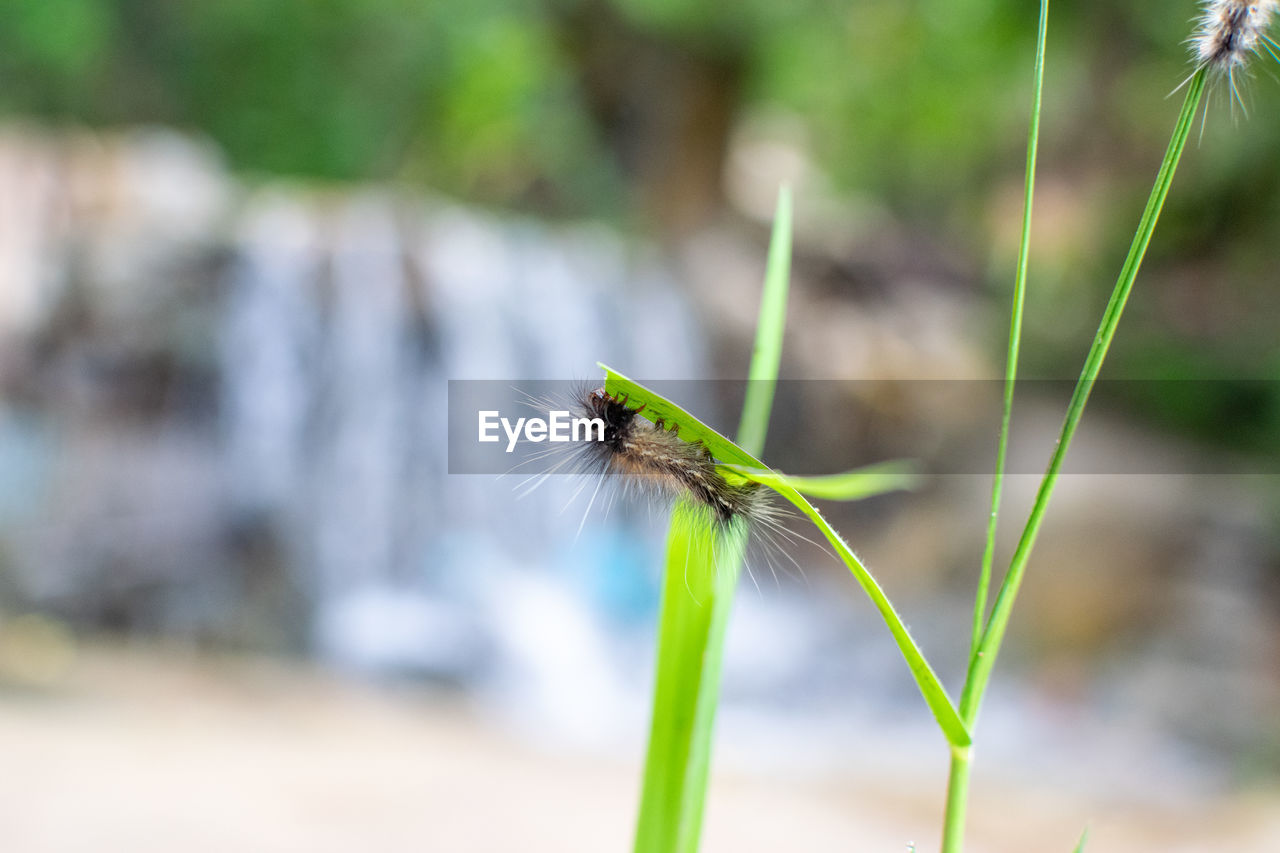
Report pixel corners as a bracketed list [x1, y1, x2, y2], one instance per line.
[511, 384, 814, 586]
[575, 386, 771, 530]
[1194, 0, 1277, 72]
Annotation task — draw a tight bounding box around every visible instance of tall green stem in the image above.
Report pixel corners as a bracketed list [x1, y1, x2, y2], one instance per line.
[962, 68, 1206, 722]
[942, 67, 1207, 853]
[970, 0, 1048, 655]
[941, 744, 974, 853]
[944, 3, 1050, 848]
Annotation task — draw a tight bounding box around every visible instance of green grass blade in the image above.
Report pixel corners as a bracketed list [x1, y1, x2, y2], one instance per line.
[759, 462, 919, 501]
[943, 3, 1050, 848]
[971, 0, 1048, 657]
[634, 503, 743, 853]
[1073, 827, 1090, 853]
[632, 186, 792, 853]
[601, 364, 765, 469]
[737, 184, 792, 453]
[960, 68, 1208, 725]
[726, 465, 971, 747]
[603, 372, 922, 509]
[672, 523, 747, 852]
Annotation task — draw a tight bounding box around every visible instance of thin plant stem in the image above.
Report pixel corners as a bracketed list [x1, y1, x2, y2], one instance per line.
[738, 185, 793, 453]
[963, 67, 1206, 722]
[945, 4, 1050, 848]
[941, 744, 973, 853]
[970, 0, 1049, 656]
[942, 67, 1207, 853]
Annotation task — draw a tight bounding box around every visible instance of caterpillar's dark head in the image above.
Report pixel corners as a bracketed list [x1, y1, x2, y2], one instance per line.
[585, 387, 641, 449]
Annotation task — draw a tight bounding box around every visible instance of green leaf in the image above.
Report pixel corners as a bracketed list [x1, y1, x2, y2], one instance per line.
[725, 464, 971, 748]
[598, 367, 970, 748]
[736, 184, 792, 453]
[632, 186, 792, 853]
[634, 503, 745, 853]
[601, 364, 765, 470]
[758, 462, 918, 502]
[1073, 827, 1090, 852]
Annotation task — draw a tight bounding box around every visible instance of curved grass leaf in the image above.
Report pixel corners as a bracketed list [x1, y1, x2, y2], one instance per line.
[599, 365, 969, 747]
[601, 365, 764, 470]
[725, 464, 971, 748]
[766, 462, 919, 501]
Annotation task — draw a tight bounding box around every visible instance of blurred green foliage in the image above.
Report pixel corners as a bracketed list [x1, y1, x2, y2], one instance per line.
[0, 0, 1236, 211]
[0, 0, 1048, 216]
[0, 0, 618, 208]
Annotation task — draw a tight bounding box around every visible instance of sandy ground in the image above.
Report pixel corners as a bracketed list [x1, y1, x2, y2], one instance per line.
[0, 645, 1276, 852]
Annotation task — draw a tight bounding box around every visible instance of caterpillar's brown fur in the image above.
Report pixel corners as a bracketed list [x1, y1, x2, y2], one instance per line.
[577, 387, 766, 527]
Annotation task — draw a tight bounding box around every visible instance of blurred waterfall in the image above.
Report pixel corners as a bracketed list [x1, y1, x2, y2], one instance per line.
[0, 128, 707, 712]
[219, 188, 707, 711]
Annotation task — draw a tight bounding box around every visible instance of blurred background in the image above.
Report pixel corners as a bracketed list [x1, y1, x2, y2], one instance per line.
[1, 0, 1279, 850]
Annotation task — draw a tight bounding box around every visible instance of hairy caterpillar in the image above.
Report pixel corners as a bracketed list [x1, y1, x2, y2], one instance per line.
[512, 382, 807, 580]
[575, 387, 771, 529]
